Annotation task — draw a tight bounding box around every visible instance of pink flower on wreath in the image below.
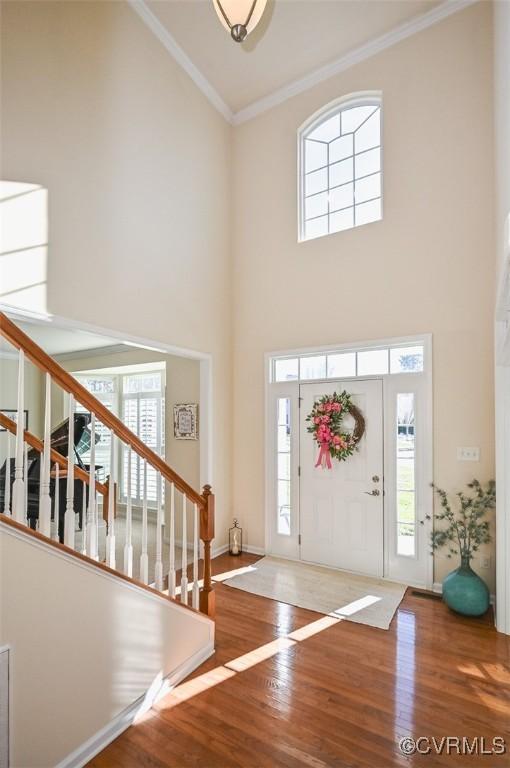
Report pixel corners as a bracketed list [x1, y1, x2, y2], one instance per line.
[325, 402, 332, 412]
[313, 417, 320, 424]
[332, 402, 342, 412]
[318, 404, 325, 413]
[321, 415, 330, 423]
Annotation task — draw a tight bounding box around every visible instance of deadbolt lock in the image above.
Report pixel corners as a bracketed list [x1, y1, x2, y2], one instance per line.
[372, 475, 380, 483]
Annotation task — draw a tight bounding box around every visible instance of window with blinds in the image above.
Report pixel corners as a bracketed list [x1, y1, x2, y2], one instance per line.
[121, 372, 165, 505]
[72, 369, 165, 505]
[74, 375, 117, 482]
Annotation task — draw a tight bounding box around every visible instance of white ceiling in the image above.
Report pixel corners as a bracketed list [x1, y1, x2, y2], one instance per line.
[0, 321, 122, 356]
[146, 0, 443, 114]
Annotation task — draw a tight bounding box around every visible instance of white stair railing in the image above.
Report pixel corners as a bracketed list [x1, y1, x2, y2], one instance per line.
[181, 493, 188, 606]
[12, 349, 25, 523]
[106, 431, 116, 569]
[3, 432, 11, 516]
[53, 464, 60, 541]
[168, 482, 176, 598]
[192, 502, 200, 610]
[140, 459, 149, 585]
[155, 473, 163, 591]
[38, 373, 52, 536]
[64, 394, 75, 548]
[124, 448, 133, 577]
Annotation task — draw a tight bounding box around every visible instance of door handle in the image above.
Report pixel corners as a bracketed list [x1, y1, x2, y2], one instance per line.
[364, 489, 380, 496]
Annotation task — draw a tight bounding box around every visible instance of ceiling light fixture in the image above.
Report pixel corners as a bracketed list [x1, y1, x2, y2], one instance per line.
[213, 0, 268, 43]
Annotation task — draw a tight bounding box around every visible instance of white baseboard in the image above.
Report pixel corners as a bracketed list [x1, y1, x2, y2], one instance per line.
[433, 581, 495, 606]
[211, 543, 266, 559]
[56, 642, 215, 768]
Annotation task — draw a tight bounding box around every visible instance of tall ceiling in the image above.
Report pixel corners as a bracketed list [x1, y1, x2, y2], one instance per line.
[146, 0, 442, 114]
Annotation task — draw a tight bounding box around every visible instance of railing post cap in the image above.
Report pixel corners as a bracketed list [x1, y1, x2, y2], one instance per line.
[202, 484, 212, 496]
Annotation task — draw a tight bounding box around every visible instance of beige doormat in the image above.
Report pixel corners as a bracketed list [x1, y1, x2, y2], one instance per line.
[221, 556, 407, 630]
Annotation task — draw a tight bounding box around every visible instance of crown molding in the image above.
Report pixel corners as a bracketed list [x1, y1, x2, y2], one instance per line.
[127, 0, 234, 124]
[233, 0, 478, 124]
[129, 0, 477, 127]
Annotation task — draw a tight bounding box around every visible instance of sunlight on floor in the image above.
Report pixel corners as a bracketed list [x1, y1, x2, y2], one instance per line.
[225, 637, 296, 673]
[153, 666, 236, 711]
[212, 565, 258, 582]
[287, 615, 342, 641]
[330, 594, 381, 617]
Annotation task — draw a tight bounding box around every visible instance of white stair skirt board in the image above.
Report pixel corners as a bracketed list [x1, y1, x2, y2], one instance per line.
[56, 642, 214, 768]
[222, 556, 407, 630]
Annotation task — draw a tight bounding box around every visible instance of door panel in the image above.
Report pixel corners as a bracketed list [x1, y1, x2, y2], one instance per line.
[299, 379, 384, 577]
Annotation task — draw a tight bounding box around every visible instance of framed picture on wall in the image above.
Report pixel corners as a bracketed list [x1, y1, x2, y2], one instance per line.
[173, 404, 198, 440]
[0, 409, 29, 432]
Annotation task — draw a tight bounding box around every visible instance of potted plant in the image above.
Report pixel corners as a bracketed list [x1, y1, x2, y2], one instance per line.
[427, 479, 495, 616]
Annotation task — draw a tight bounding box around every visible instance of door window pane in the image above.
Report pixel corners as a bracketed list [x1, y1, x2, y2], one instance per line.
[390, 346, 424, 373]
[327, 352, 356, 378]
[397, 393, 416, 557]
[277, 397, 291, 536]
[274, 358, 298, 382]
[300, 355, 326, 380]
[357, 348, 389, 375]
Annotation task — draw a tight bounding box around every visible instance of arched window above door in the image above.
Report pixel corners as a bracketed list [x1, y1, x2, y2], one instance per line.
[298, 93, 382, 242]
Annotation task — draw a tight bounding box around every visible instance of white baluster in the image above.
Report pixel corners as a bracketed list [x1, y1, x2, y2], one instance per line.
[155, 473, 163, 591]
[140, 459, 149, 584]
[168, 482, 176, 598]
[38, 373, 52, 536]
[86, 413, 97, 559]
[123, 448, 133, 576]
[192, 502, 199, 610]
[12, 349, 25, 523]
[4, 432, 11, 516]
[181, 493, 188, 605]
[95, 490, 100, 559]
[106, 431, 116, 569]
[81, 480, 87, 555]
[24, 442, 28, 524]
[53, 463, 60, 541]
[64, 394, 75, 548]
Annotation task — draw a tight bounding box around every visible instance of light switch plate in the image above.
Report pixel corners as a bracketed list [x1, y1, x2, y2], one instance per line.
[457, 447, 480, 461]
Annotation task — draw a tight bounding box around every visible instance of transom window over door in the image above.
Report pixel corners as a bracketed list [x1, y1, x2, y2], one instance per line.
[298, 92, 382, 242]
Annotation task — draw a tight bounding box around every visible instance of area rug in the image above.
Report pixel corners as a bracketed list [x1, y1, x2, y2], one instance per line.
[221, 556, 407, 630]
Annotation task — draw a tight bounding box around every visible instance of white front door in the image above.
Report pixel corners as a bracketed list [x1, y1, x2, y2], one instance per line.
[299, 379, 384, 577]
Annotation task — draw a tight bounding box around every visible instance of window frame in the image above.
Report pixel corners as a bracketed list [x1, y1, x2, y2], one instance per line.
[298, 91, 383, 243]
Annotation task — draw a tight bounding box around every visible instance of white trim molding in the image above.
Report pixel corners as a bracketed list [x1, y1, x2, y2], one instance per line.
[127, 0, 477, 127]
[127, 0, 233, 123]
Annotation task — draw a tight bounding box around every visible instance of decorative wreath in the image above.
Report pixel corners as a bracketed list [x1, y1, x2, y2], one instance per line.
[306, 390, 365, 469]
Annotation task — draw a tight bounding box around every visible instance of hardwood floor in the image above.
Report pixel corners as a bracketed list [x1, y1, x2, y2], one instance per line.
[90, 553, 510, 767]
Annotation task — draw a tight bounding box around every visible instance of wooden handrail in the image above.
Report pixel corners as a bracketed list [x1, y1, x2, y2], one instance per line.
[0, 412, 108, 495]
[0, 312, 204, 507]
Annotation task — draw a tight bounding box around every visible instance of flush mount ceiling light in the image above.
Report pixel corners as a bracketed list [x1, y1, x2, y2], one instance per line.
[213, 0, 268, 43]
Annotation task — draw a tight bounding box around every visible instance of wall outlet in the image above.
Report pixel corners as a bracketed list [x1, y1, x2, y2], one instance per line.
[480, 556, 491, 570]
[457, 447, 480, 462]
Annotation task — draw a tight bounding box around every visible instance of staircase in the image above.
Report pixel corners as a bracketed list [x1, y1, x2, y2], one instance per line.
[0, 311, 216, 768]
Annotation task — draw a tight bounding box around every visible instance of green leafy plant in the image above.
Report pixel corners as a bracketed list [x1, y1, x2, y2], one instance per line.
[427, 479, 495, 561]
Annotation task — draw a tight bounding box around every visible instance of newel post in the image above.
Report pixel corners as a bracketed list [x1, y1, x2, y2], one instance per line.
[199, 484, 215, 618]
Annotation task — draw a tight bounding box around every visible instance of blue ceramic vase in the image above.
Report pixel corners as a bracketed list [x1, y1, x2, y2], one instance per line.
[442, 555, 490, 616]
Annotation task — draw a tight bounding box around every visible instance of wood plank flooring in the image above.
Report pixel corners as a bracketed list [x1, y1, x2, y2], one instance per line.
[89, 553, 510, 767]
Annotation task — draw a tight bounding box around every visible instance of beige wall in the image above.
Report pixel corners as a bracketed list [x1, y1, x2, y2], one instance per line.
[0, 0, 233, 544]
[0, 524, 214, 767]
[232, 3, 496, 588]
